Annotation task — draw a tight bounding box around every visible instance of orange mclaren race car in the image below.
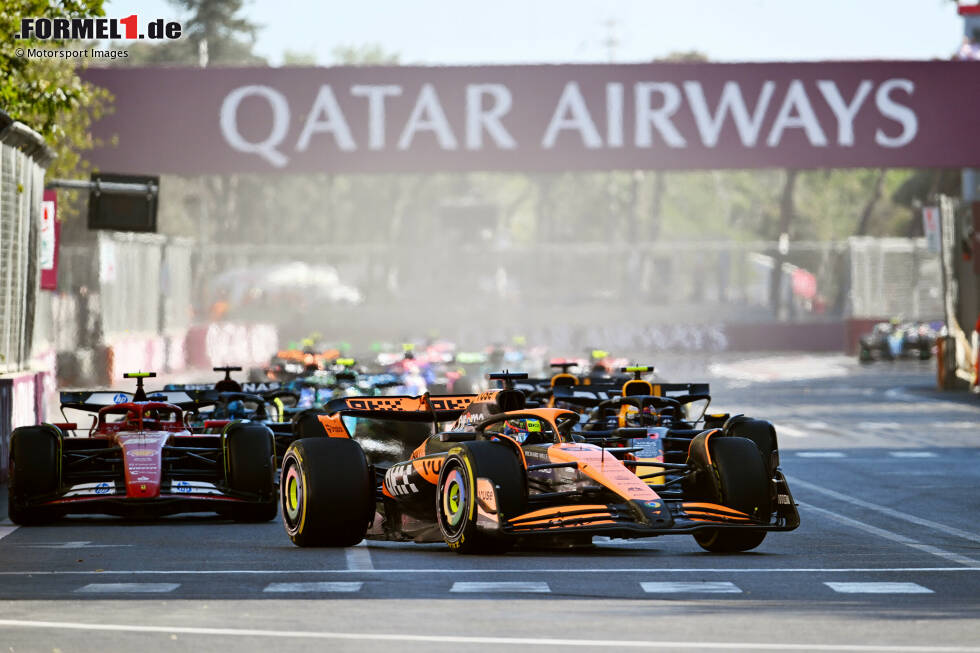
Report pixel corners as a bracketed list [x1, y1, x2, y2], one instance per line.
[279, 373, 799, 553]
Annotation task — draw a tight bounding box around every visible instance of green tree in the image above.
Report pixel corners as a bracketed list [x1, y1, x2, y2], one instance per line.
[122, 0, 264, 65]
[331, 43, 400, 65]
[1, 1, 112, 215]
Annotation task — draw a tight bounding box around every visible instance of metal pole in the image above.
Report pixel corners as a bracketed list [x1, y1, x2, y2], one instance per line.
[46, 178, 159, 196]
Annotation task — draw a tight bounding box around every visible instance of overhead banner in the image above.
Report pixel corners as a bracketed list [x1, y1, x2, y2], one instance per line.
[81, 61, 980, 175]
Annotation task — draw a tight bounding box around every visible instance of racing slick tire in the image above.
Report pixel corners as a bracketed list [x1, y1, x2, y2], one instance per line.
[280, 438, 374, 547]
[689, 435, 771, 553]
[8, 425, 62, 525]
[858, 345, 873, 363]
[436, 441, 526, 554]
[724, 416, 778, 476]
[224, 422, 277, 522]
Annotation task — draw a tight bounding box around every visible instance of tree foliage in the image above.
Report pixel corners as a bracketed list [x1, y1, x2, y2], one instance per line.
[122, 0, 264, 65]
[1, 0, 112, 219]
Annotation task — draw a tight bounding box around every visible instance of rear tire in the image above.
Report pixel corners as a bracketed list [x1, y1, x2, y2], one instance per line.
[436, 441, 525, 554]
[692, 436, 770, 553]
[8, 426, 62, 526]
[280, 438, 374, 547]
[858, 345, 872, 363]
[224, 422, 277, 521]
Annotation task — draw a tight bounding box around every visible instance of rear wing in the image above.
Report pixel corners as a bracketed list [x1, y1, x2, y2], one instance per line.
[652, 383, 710, 396]
[363, 373, 401, 389]
[552, 382, 710, 405]
[60, 390, 133, 412]
[323, 394, 476, 422]
[163, 381, 283, 393]
[60, 389, 219, 412]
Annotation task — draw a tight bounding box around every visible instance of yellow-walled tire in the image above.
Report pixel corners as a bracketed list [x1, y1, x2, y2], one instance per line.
[281, 438, 373, 547]
[436, 441, 524, 554]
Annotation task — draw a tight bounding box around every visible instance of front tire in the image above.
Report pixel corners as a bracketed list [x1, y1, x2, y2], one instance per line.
[280, 438, 374, 547]
[8, 426, 62, 526]
[691, 436, 771, 553]
[436, 441, 525, 554]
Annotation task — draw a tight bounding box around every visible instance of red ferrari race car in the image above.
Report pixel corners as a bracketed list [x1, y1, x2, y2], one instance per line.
[6, 373, 277, 524]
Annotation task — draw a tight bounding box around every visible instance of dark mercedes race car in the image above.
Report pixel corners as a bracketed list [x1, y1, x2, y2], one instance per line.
[858, 320, 937, 362]
[7, 373, 278, 524]
[279, 373, 799, 553]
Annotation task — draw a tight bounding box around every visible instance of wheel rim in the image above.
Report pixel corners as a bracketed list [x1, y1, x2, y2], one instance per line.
[440, 464, 467, 537]
[281, 457, 304, 529]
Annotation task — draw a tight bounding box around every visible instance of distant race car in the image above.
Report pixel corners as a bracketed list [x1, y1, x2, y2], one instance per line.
[7, 372, 278, 524]
[279, 372, 799, 553]
[858, 320, 937, 362]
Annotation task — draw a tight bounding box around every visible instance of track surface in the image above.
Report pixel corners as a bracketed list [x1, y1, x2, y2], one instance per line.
[1, 355, 978, 652]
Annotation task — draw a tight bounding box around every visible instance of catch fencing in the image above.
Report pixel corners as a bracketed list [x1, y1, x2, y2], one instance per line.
[57, 232, 195, 342]
[0, 113, 53, 374]
[0, 114, 54, 482]
[0, 114, 53, 374]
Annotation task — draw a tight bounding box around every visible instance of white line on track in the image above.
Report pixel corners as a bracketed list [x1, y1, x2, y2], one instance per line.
[0, 567, 977, 576]
[0, 525, 18, 541]
[888, 451, 938, 458]
[75, 583, 179, 593]
[21, 541, 131, 549]
[776, 424, 808, 438]
[825, 582, 933, 594]
[0, 619, 976, 652]
[796, 501, 980, 568]
[451, 581, 550, 593]
[344, 541, 374, 571]
[789, 477, 980, 544]
[263, 582, 363, 593]
[796, 452, 845, 458]
[641, 581, 741, 594]
[858, 422, 902, 430]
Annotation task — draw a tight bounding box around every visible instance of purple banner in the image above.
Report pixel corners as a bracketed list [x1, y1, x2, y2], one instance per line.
[81, 61, 980, 174]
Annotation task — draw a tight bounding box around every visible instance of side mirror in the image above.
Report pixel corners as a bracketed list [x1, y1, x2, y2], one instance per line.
[438, 432, 477, 443]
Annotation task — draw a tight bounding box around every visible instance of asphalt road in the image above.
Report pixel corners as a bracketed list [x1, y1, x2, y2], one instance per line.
[1, 354, 978, 652]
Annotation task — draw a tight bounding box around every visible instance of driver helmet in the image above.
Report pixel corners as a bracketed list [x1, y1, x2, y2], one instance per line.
[226, 399, 246, 419]
[502, 418, 541, 444]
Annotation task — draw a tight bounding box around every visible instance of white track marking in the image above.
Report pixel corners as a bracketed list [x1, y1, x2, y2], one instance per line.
[344, 541, 374, 571]
[0, 567, 978, 576]
[263, 582, 362, 593]
[888, 451, 938, 458]
[796, 501, 980, 568]
[859, 422, 902, 431]
[0, 619, 976, 652]
[450, 582, 550, 593]
[0, 525, 18, 541]
[790, 477, 980, 544]
[797, 451, 845, 458]
[641, 581, 741, 594]
[75, 583, 179, 593]
[825, 582, 933, 594]
[776, 424, 807, 438]
[808, 420, 834, 431]
[22, 541, 131, 549]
